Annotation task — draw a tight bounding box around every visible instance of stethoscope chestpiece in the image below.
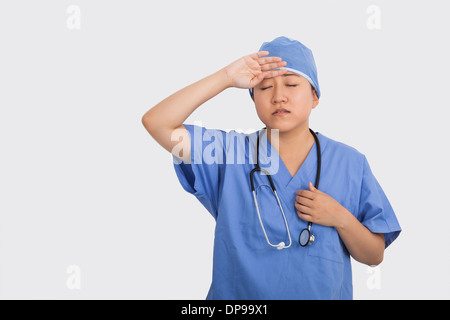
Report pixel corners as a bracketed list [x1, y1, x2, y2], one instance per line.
[299, 227, 315, 247]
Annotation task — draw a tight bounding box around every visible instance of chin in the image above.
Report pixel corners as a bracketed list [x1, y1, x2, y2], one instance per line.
[264, 121, 296, 133]
[264, 119, 310, 135]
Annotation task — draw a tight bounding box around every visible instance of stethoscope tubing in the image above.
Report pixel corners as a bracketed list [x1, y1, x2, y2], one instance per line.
[250, 127, 322, 249]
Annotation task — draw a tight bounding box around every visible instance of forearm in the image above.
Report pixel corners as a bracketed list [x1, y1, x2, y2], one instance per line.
[141, 51, 286, 158]
[335, 207, 385, 266]
[142, 68, 230, 130]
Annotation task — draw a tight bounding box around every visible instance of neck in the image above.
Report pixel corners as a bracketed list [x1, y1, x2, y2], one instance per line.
[266, 123, 314, 158]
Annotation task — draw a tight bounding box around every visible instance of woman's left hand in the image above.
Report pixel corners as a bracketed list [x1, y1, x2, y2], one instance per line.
[295, 182, 347, 228]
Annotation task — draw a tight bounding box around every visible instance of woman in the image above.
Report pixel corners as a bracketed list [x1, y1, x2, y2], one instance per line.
[142, 36, 401, 299]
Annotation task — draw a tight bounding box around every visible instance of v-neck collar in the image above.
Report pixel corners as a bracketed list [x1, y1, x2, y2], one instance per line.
[257, 128, 328, 190]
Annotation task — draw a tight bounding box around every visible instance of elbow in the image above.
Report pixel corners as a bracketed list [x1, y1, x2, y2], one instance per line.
[368, 258, 383, 268]
[367, 251, 384, 267]
[142, 107, 165, 135]
[366, 233, 385, 267]
[141, 112, 156, 134]
[141, 114, 150, 128]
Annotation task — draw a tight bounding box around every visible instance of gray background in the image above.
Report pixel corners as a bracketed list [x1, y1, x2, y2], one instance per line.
[0, 0, 449, 299]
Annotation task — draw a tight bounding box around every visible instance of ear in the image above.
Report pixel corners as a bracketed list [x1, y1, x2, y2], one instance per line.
[311, 90, 319, 109]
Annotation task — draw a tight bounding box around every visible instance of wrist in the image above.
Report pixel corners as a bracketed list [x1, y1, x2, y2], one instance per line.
[334, 205, 354, 231]
[217, 67, 232, 90]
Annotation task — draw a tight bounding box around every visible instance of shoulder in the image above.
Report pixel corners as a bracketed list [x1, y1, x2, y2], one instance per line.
[319, 132, 366, 165]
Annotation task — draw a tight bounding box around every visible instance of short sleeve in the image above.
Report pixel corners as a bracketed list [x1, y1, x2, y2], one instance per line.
[172, 124, 226, 219]
[357, 156, 401, 248]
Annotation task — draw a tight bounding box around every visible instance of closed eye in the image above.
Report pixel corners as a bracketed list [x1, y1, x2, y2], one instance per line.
[261, 84, 298, 90]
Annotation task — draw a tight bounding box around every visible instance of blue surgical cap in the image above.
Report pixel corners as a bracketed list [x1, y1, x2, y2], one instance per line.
[249, 36, 321, 99]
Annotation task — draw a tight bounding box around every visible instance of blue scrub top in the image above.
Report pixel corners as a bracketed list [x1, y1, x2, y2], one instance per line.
[172, 124, 401, 300]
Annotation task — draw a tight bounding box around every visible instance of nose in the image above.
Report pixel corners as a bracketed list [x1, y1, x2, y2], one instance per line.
[271, 85, 287, 104]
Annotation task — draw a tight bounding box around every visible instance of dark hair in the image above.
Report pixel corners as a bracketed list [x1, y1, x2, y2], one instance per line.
[311, 84, 318, 98]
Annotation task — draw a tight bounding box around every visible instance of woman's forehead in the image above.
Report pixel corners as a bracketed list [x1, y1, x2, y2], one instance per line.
[261, 72, 305, 81]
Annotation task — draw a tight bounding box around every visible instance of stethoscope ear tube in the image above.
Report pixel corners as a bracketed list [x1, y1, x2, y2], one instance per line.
[299, 129, 321, 247]
[250, 167, 276, 192]
[251, 128, 277, 193]
[309, 128, 321, 190]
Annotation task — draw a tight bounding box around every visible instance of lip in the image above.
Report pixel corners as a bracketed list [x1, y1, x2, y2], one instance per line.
[272, 108, 290, 115]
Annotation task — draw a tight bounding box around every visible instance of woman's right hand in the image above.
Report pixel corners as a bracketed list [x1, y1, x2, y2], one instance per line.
[223, 51, 288, 89]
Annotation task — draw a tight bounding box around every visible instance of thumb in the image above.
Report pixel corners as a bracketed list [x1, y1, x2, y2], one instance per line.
[309, 181, 317, 192]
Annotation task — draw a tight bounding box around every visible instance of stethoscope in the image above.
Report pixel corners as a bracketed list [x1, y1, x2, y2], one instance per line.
[249, 128, 321, 250]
